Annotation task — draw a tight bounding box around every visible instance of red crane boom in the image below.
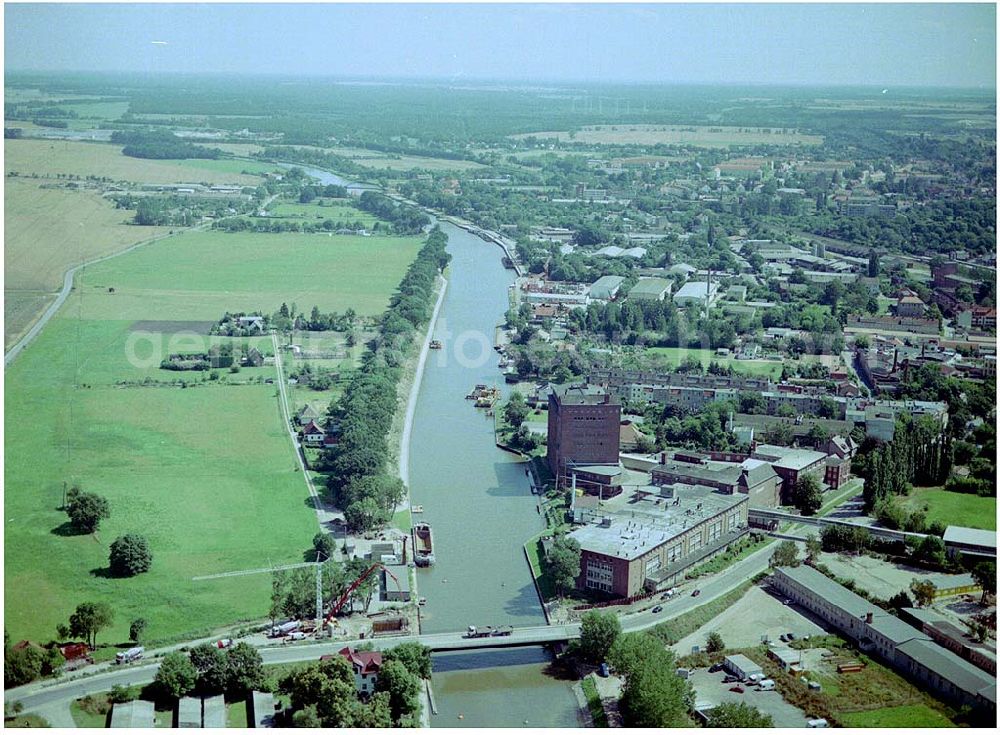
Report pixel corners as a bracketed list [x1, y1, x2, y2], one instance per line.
[324, 563, 402, 626]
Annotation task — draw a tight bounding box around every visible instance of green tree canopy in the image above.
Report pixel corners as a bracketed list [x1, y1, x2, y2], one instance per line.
[69, 602, 114, 649]
[579, 611, 622, 664]
[108, 534, 153, 577]
[549, 536, 582, 597]
[155, 652, 198, 699]
[706, 702, 775, 727]
[66, 492, 111, 533]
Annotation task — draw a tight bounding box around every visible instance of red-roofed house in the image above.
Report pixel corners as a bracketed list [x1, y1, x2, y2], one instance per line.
[300, 420, 325, 446]
[338, 647, 383, 695]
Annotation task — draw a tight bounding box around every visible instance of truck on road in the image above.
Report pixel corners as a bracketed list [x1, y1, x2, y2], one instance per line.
[115, 646, 144, 665]
[270, 621, 301, 638]
[465, 625, 513, 638]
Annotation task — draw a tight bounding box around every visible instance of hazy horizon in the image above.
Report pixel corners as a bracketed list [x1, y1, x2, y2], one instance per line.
[5, 3, 997, 89]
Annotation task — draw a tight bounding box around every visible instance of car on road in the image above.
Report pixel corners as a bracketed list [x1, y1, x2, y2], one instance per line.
[691, 589, 701, 597]
[286, 631, 307, 641]
[729, 686, 745, 694]
[652, 605, 663, 613]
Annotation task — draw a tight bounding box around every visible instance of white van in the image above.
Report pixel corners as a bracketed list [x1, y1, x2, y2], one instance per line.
[758, 679, 775, 691]
[807, 718, 829, 728]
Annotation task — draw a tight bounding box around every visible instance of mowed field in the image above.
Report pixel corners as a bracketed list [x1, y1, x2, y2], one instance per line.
[4, 178, 170, 348]
[4, 139, 263, 185]
[324, 145, 488, 172]
[644, 346, 784, 378]
[72, 230, 424, 321]
[4, 227, 423, 645]
[511, 124, 823, 147]
[903, 486, 997, 531]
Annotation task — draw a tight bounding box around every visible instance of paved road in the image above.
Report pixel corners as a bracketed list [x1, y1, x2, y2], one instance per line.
[8, 542, 772, 715]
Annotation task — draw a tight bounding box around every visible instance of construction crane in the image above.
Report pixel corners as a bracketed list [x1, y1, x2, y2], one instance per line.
[324, 562, 401, 628]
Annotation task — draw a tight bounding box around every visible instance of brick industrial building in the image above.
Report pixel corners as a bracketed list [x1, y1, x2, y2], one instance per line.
[547, 385, 621, 486]
[568, 483, 749, 597]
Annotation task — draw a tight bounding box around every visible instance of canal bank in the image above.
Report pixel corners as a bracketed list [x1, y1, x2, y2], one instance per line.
[291, 164, 571, 726]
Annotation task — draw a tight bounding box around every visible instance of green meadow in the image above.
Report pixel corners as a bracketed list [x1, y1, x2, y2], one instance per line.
[4, 227, 422, 644]
[644, 346, 784, 379]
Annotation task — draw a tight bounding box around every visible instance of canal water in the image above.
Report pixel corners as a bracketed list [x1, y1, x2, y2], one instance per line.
[300, 165, 578, 727]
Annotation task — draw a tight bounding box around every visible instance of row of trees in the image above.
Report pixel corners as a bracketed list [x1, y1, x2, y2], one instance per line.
[321, 228, 450, 531]
[851, 416, 953, 511]
[154, 642, 265, 699]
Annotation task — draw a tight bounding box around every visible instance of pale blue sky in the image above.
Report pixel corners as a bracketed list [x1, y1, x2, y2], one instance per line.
[5, 3, 996, 87]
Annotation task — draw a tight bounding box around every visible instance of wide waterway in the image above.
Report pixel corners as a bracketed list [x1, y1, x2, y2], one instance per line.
[299, 165, 578, 727]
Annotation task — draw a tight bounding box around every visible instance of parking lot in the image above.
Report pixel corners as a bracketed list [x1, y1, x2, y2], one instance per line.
[689, 668, 812, 727]
[671, 585, 828, 654]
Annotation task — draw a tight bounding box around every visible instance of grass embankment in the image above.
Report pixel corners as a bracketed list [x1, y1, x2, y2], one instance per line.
[4, 714, 51, 728]
[4, 228, 422, 644]
[643, 347, 783, 379]
[4, 138, 264, 185]
[580, 677, 609, 728]
[3, 178, 169, 347]
[650, 581, 754, 645]
[902, 486, 996, 531]
[684, 535, 772, 580]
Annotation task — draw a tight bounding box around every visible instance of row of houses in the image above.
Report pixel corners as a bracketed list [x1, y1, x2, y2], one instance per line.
[111, 691, 276, 728]
[771, 565, 995, 715]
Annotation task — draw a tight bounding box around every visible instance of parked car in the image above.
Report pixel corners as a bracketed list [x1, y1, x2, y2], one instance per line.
[729, 686, 745, 694]
[286, 631, 307, 641]
[709, 663, 723, 673]
[691, 589, 701, 597]
[652, 605, 663, 614]
[783, 599, 792, 605]
[787, 632, 796, 640]
[780, 634, 788, 642]
[723, 675, 737, 683]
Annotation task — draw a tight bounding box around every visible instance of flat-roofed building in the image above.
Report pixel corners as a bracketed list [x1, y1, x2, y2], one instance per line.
[628, 277, 674, 302]
[203, 695, 226, 729]
[773, 566, 996, 716]
[943, 526, 997, 560]
[751, 444, 828, 502]
[673, 281, 720, 308]
[569, 484, 749, 597]
[248, 691, 276, 728]
[589, 275, 626, 301]
[177, 697, 201, 728]
[651, 453, 780, 508]
[111, 700, 155, 729]
[547, 385, 621, 486]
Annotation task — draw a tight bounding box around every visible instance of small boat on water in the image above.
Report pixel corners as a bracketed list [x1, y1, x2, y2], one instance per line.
[429, 340, 442, 350]
[412, 522, 435, 566]
[411, 505, 424, 513]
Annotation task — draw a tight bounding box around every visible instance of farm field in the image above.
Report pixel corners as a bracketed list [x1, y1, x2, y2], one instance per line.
[4, 178, 169, 348]
[4, 139, 263, 185]
[267, 200, 380, 227]
[73, 229, 424, 321]
[644, 346, 784, 378]
[178, 158, 279, 176]
[903, 486, 997, 531]
[511, 124, 823, 147]
[4, 226, 423, 645]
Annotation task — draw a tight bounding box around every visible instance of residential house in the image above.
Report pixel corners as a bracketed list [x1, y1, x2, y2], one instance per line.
[338, 647, 383, 695]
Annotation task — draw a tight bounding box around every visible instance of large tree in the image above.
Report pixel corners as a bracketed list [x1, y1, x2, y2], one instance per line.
[548, 536, 582, 597]
[705, 631, 725, 653]
[155, 652, 198, 699]
[791, 475, 823, 516]
[504, 391, 529, 428]
[769, 540, 800, 569]
[383, 642, 432, 680]
[579, 611, 621, 664]
[225, 642, 266, 696]
[190, 643, 228, 695]
[66, 492, 110, 533]
[972, 562, 996, 605]
[374, 659, 421, 724]
[108, 534, 153, 577]
[611, 633, 691, 727]
[69, 602, 114, 649]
